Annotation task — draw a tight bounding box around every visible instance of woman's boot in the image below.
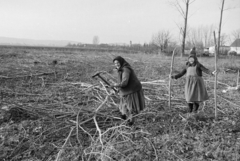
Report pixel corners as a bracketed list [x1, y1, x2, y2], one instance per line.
[127, 114, 134, 126]
[121, 114, 127, 120]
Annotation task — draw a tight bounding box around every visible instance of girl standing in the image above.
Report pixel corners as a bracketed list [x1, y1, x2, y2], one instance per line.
[171, 55, 215, 113]
[111, 56, 145, 125]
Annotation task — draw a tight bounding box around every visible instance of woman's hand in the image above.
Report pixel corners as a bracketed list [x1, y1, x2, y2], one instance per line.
[110, 83, 119, 88]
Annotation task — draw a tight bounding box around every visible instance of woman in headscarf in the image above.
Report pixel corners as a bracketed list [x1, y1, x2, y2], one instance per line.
[171, 55, 216, 113]
[111, 56, 145, 125]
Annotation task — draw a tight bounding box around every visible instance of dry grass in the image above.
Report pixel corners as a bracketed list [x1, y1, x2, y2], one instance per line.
[1, 47, 240, 161]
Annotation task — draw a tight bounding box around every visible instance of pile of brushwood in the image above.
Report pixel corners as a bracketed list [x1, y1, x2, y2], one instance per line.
[1, 50, 240, 161]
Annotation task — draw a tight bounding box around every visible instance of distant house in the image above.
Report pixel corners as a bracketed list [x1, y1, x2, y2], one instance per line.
[230, 39, 240, 54]
[208, 45, 230, 56]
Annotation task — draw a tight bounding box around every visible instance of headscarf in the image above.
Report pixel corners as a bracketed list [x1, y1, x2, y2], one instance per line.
[113, 56, 132, 71]
[189, 47, 196, 57]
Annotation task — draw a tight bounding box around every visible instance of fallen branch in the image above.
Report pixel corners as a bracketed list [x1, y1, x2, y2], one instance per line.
[0, 71, 56, 79]
[55, 127, 75, 161]
[92, 94, 110, 159]
[204, 79, 230, 87]
[222, 86, 240, 93]
[141, 79, 166, 84]
[76, 106, 83, 144]
[217, 95, 240, 108]
[144, 137, 158, 161]
[0, 90, 49, 96]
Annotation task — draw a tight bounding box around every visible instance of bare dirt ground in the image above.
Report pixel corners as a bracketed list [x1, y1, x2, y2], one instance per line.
[1, 47, 240, 161]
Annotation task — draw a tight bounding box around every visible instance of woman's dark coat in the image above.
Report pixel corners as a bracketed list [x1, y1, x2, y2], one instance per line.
[113, 56, 142, 96]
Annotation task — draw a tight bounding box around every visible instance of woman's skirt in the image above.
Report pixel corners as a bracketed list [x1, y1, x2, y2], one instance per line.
[119, 89, 145, 116]
[185, 76, 209, 102]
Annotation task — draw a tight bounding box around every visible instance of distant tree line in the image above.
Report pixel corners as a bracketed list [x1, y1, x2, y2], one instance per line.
[66, 42, 168, 54]
[66, 26, 240, 56]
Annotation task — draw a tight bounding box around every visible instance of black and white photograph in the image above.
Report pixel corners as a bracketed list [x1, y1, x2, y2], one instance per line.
[0, 0, 240, 160]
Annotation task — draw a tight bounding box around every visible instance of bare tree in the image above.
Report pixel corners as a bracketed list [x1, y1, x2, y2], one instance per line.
[232, 28, 240, 41]
[216, 0, 225, 57]
[169, 0, 196, 57]
[220, 33, 228, 46]
[152, 30, 171, 52]
[186, 24, 218, 51]
[202, 25, 215, 47]
[93, 36, 100, 45]
[187, 26, 204, 49]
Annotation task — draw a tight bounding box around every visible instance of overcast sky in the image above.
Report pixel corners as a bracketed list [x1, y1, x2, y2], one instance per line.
[0, 0, 239, 44]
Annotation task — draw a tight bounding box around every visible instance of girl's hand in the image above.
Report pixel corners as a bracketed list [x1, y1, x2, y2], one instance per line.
[170, 75, 175, 79]
[212, 70, 218, 75]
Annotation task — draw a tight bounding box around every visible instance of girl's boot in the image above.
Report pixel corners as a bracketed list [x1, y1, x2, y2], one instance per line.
[188, 103, 193, 113]
[194, 103, 199, 113]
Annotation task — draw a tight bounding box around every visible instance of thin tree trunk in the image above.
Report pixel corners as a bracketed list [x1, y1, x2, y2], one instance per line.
[213, 31, 218, 119]
[169, 48, 176, 108]
[217, 0, 225, 56]
[213, 0, 225, 119]
[181, 0, 189, 57]
[237, 70, 239, 87]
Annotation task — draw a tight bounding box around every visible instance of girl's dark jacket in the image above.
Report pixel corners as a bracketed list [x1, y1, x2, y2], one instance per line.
[172, 56, 213, 79]
[113, 56, 142, 96]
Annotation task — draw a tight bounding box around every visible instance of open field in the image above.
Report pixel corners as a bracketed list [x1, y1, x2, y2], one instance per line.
[1, 47, 240, 161]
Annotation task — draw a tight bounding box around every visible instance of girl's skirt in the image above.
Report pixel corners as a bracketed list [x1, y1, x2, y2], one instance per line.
[185, 76, 209, 102]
